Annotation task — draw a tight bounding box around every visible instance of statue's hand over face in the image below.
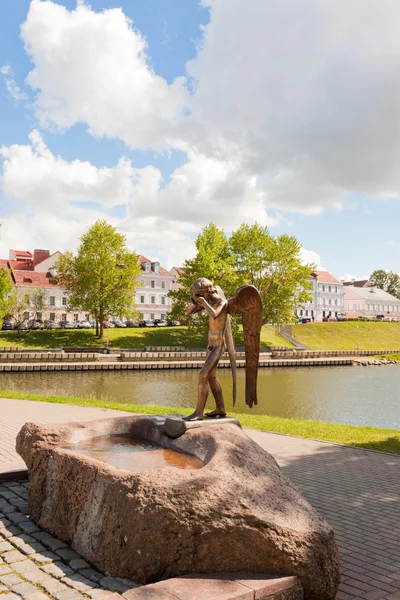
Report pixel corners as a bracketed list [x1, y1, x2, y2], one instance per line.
[194, 296, 207, 307]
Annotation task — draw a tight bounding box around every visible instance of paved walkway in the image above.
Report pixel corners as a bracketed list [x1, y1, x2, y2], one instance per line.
[1, 398, 400, 599]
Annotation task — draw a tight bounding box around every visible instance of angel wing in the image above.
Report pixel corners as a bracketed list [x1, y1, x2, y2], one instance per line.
[228, 285, 263, 408]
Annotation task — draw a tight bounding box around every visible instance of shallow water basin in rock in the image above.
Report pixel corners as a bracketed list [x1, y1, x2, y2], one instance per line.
[61, 434, 204, 472]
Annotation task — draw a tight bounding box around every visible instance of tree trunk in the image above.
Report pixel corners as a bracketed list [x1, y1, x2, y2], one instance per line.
[95, 320, 99, 336]
[98, 310, 104, 339]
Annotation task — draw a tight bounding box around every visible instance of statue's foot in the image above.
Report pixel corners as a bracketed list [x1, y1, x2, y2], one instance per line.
[205, 410, 227, 419]
[183, 413, 204, 422]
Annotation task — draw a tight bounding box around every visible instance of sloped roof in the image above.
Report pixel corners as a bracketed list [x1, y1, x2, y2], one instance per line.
[311, 270, 342, 285]
[344, 285, 400, 303]
[11, 250, 32, 258]
[12, 270, 60, 289]
[8, 260, 34, 271]
[343, 279, 371, 287]
[139, 255, 172, 276]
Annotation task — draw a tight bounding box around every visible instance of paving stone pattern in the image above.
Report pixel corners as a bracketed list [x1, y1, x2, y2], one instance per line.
[0, 480, 139, 600]
[1, 399, 400, 599]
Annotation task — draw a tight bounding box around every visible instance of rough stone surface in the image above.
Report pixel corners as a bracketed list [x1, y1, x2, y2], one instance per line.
[16, 415, 340, 600]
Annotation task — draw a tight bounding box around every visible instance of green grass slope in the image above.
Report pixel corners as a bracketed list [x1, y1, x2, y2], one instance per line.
[292, 321, 400, 350]
[0, 324, 290, 350]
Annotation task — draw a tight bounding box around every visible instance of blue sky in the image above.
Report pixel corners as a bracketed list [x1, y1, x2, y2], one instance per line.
[1, 0, 399, 277]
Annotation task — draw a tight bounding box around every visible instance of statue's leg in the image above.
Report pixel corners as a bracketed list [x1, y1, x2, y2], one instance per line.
[184, 347, 221, 421]
[205, 367, 226, 417]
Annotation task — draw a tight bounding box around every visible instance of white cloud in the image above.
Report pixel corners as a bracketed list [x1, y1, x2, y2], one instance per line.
[0, 65, 27, 102]
[299, 248, 324, 270]
[185, 0, 400, 212]
[0, 130, 153, 209]
[21, 0, 188, 149]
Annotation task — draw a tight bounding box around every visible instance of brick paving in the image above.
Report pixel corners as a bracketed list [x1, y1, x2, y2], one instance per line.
[1, 397, 400, 599]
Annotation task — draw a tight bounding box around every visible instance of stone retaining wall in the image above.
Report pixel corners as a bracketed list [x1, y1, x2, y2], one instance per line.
[0, 352, 101, 362]
[272, 349, 400, 359]
[0, 357, 354, 372]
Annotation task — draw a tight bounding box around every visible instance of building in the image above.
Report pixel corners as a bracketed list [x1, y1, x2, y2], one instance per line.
[4, 250, 87, 324]
[136, 256, 174, 322]
[2, 249, 176, 324]
[343, 285, 400, 319]
[296, 270, 345, 321]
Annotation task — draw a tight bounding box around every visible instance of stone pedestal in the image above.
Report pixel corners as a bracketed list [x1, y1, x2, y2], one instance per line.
[164, 415, 241, 438]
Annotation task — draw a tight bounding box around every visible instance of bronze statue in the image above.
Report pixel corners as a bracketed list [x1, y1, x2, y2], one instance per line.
[184, 278, 263, 421]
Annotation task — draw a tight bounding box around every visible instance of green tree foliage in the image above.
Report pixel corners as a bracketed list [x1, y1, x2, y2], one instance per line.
[230, 224, 314, 324]
[370, 270, 400, 299]
[169, 223, 237, 326]
[56, 220, 140, 338]
[169, 222, 314, 325]
[0, 266, 12, 322]
[7, 288, 48, 334]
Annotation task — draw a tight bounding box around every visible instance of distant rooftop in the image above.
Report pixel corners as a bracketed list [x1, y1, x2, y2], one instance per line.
[344, 285, 400, 302]
[311, 270, 342, 285]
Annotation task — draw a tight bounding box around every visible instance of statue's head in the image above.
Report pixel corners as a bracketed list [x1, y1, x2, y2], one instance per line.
[191, 278, 215, 302]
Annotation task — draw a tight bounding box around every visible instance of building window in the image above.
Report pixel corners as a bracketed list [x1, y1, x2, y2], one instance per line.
[328, 299, 331, 305]
[37, 312, 42, 321]
[50, 312, 55, 321]
[335, 299, 337, 305]
[305, 310, 308, 316]
[62, 297, 67, 306]
[335, 286, 338, 293]
[300, 310, 303, 316]
[161, 281, 166, 289]
[328, 286, 331, 292]
[74, 313, 79, 321]
[62, 314, 67, 321]
[49, 296, 55, 306]
[150, 280, 155, 288]
[140, 295, 145, 304]
[140, 313, 144, 320]
[150, 313, 154, 320]
[23, 311, 30, 320]
[322, 285, 326, 292]
[151, 296, 155, 304]
[161, 313, 165, 320]
[161, 296, 165, 305]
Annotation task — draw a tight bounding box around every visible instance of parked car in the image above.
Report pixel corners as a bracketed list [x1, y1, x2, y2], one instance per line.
[155, 319, 168, 327]
[43, 320, 59, 329]
[167, 320, 181, 327]
[78, 320, 92, 329]
[113, 319, 126, 328]
[28, 319, 44, 330]
[59, 320, 75, 329]
[103, 321, 116, 328]
[301, 318, 311, 323]
[1, 319, 14, 331]
[124, 320, 138, 328]
[139, 320, 155, 327]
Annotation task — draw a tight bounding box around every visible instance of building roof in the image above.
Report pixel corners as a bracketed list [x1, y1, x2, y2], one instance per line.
[12, 271, 59, 289]
[139, 255, 172, 276]
[343, 279, 371, 287]
[0, 259, 8, 267]
[8, 260, 34, 271]
[311, 270, 342, 285]
[344, 285, 400, 303]
[11, 250, 32, 258]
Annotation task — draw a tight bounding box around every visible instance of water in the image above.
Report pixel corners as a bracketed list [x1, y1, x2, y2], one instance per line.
[1, 366, 399, 429]
[61, 435, 203, 472]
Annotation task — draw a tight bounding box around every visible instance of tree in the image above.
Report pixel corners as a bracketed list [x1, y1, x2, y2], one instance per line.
[370, 270, 400, 299]
[168, 223, 237, 325]
[169, 222, 314, 326]
[56, 220, 140, 339]
[0, 267, 12, 322]
[229, 224, 314, 324]
[6, 288, 48, 334]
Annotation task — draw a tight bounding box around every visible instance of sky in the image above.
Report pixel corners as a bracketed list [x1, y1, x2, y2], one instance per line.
[1, 0, 400, 279]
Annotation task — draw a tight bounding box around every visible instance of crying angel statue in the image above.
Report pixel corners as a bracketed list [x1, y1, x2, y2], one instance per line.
[184, 278, 263, 421]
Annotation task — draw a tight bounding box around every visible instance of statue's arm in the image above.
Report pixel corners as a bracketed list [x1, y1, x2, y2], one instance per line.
[196, 297, 227, 319]
[186, 302, 203, 316]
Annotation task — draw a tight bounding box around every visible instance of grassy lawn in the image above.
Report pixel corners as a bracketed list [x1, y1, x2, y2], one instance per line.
[292, 321, 400, 350]
[0, 324, 289, 350]
[2, 391, 399, 455]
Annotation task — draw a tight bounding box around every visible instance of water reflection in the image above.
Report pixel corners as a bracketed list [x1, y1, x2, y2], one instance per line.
[62, 435, 203, 472]
[1, 366, 399, 429]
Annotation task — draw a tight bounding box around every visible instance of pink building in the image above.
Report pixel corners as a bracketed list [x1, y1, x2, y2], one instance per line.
[136, 256, 175, 322]
[343, 284, 400, 319]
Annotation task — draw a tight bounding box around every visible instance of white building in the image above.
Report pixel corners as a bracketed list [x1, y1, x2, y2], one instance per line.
[296, 270, 345, 321]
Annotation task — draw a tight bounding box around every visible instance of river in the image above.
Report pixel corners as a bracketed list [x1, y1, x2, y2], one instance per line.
[1, 366, 399, 429]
